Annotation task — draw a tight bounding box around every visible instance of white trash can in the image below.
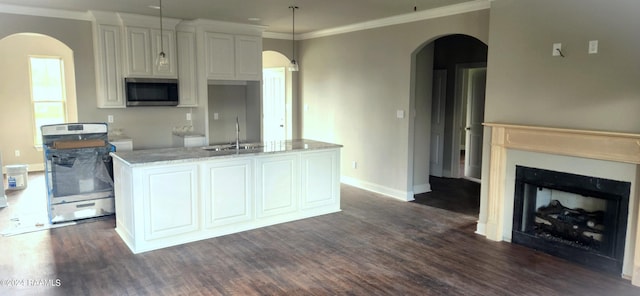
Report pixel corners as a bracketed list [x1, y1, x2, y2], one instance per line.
[6, 164, 28, 190]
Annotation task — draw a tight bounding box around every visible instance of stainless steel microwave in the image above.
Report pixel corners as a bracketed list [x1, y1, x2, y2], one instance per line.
[125, 78, 179, 107]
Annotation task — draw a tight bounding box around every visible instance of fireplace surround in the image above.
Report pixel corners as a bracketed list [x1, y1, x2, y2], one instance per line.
[481, 123, 640, 286]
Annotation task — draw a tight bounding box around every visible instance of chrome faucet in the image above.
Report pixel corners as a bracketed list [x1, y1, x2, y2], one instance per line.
[235, 116, 240, 151]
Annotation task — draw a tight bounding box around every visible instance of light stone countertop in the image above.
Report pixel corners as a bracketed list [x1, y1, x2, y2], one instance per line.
[110, 139, 342, 167]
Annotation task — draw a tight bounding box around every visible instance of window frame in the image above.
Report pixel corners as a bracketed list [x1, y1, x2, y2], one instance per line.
[28, 55, 68, 148]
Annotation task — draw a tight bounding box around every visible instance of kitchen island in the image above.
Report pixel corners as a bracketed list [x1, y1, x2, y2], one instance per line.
[110, 139, 342, 253]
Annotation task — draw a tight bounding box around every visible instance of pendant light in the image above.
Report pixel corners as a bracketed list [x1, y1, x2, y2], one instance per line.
[288, 5, 299, 72]
[156, 0, 169, 68]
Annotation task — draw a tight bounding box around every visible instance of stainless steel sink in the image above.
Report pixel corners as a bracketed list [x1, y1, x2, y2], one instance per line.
[201, 143, 264, 151]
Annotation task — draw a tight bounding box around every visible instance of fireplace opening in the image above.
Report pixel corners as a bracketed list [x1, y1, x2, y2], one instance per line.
[512, 166, 630, 275]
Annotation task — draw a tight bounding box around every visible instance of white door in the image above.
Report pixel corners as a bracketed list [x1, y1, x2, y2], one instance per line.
[464, 68, 486, 179]
[430, 70, 446, 177]
[262, 68, 286, 142]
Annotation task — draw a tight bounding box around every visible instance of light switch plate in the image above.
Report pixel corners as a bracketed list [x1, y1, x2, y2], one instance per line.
[552, 43, 562, 56]
[397, 110, 405, 119]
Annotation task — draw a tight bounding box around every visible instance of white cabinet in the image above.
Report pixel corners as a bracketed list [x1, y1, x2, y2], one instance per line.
[235, 35, 262, 80]
[300, 150, 341, 210]
[141, 164, 199, 241]
[112, 145, 341, 254]
[124, 26, 177, 78]
[205, 32, 234, 79]
[176, 30, 198, 107]
[205, 32, 262, 81]
[125, 26, 151, 76]
[255, 154, 299, 218]
[202, 159, 253, 228]
[93, 24, 124, 108]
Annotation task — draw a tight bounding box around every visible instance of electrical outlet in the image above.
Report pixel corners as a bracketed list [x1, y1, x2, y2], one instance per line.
[107, 115, 114, 123]
[186, 113, 192, 121]
[15, 150, 20, 157]
[213, 113, 219, 120]
[588, 40, 598, 54]
[352, 161, 357, 169]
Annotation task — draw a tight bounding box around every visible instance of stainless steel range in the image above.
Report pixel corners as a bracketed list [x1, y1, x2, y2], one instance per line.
[41, 123, 115, 223]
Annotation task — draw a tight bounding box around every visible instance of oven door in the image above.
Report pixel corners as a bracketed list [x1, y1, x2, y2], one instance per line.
[49, 147, 113, 204]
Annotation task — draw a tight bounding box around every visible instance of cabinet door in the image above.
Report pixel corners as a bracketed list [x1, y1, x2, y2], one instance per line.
[255, 154, 299, 218]
[151, 29, 177, 77]
[125, 26, 152, 76]
[300, 150, 340, 210]
[205, 32, 235, 80]
[177, 31, 198, 106]
[95, 24, 124, 108]
[235, 35, 262, 81]
[202, 159, 252, 228]
[142, 164, 199, 241]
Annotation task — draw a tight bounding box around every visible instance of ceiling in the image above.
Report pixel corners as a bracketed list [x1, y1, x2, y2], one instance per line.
[0, 0, 472, 34]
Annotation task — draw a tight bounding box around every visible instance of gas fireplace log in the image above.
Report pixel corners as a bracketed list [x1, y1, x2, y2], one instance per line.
[535, 200, 605, 246]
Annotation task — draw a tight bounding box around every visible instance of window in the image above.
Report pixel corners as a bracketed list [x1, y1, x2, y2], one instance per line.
[29, 57, 67, 147]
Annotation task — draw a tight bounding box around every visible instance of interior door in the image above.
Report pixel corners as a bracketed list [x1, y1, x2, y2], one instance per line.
[430, 70, 446, 177]
[464, 68, 486, 179]
[262, 68, 286, 142]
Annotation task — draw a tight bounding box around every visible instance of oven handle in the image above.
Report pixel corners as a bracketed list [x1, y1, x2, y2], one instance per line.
[76, 202, 96, 208]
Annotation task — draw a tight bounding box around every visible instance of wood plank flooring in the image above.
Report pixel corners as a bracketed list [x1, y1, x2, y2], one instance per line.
[413, 176, 481, 217]
[1, 183, 640, 295]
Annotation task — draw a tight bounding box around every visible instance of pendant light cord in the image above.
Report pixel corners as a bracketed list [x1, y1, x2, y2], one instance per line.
[290, 6, 298, 62]
[159, 0, 165, 56]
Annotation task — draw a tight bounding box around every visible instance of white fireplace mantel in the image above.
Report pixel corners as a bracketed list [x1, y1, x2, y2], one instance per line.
[482, 123, 640, 286]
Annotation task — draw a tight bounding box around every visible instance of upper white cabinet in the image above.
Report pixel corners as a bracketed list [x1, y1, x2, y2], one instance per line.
[124, 26, 177, 77]
[205, 32, 235, 79]
[176, 28, 198, 107]
[91, 12, 125, 108]
[182, 19, 265, 81]
[235, 35, 262, 80]
[90, 14, 266, 109]
[205, 33, 261, 81]
[120, 13, 179, 78]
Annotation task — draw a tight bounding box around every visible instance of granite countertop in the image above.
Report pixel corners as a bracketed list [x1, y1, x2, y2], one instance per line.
[110, 139, 342, 167]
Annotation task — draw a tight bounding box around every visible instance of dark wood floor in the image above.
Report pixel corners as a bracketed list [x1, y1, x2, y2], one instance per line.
[413, 176, 481, 217]
[1, 183, 640, 295]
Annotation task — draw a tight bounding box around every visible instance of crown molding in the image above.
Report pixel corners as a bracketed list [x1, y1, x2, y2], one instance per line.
[0, 3, 93, 21]
[0, 0, 491, 40]
[262, 32, 293, 40]
[295, 0, 491, 40]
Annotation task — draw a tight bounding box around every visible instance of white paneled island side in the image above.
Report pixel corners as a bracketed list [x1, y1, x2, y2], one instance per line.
[110, 139, 342, 253]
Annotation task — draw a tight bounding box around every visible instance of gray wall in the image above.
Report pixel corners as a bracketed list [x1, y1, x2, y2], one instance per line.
[484, 0, 640, 133]
[207, 82, 261, 145]
[298, 10, 489, 196]
[478, 1, 640, 273]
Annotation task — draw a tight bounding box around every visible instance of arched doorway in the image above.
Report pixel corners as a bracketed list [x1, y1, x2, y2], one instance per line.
[411, 34, 487, 216]
[0, 33, 78, 170]
[262, 50, 293, 142]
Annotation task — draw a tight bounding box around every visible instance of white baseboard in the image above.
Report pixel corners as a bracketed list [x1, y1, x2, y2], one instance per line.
[475, 222, 486, 236]
[341, 176, 414, 201]
[413, 183, 431, 194]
